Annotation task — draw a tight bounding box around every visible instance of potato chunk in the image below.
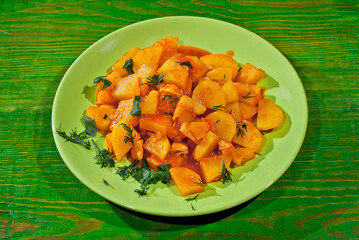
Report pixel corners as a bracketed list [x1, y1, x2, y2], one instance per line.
[139, 90, 158, 115]
[257, 99, 283, 131]
[232, 120, 264, 153]
[144, 134, 171, 160]
[157, 57, 190, 90]
[112, 74, 140, 101]
[111, 119, 140, 162]
[200, 154, 232, 183]
[192, 79, 226, 109]
[169, 167, 204, 196]
[222, 80, 239, 104]
[236, 62, 265, 84]
[133, 45, 163, 73]
[230, 147, 255, 166]
[173, 95, 206, 120]
[200, 54, 238, 79]
[86, 106, 116, 132]
[193, 131, 220, 161]
[205, 111, 237, 142]
[112, 46, 140, 77]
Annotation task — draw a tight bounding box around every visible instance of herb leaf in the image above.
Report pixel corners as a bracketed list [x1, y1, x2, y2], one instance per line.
[119, 123, 135, 145]
[242, 91, 255, 99]
[177, 61, 193, 69]
[185, 194, 199, 210]
[116, 160, 171, 197]
[212, 105, 225, 111]
[82, 115, 97, 137]
[130, 96, 142, 117]
[56, 127, 91, 149]
[164, 112, 174, 116]
[220, 160, 232, 184]
[92, 139, 115, 168]
[194, 179, 207, 187]
[93, 76, 112, 90]
[236, 121, 247, 138]
[123, 59, 134, 74]
[162, 94, 179, 103]
[141, 74, 164, 86]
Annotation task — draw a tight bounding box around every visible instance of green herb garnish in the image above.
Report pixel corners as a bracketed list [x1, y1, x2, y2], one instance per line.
[123, 59, 134, 74]
[177, 61, 193, 69]
[116, 160, 171, 197]
[162, 94, 179, 103]
[56, 127, 91, 149]
[130, 96, 142, 117]
[119, 123, 135, 145]
[236, 121, 247, 138]
[220, 160, 232, 184]
[93, 76, 111, 90]
[194, 179, 207, 187]
[164, 112, 174, 116]
[141, 74, 164, 87]
[242, 91, 255, 99]
[92, 139, 115, 168]
[215, 120, 220, 124]
[212, 105, 225, 111]
[82, 115, 97, 137]
[103, 114, 108, 120]
[185, 194, 199, 210]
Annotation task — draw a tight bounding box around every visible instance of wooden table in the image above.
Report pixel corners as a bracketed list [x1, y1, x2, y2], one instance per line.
[1, 1, 358, 239]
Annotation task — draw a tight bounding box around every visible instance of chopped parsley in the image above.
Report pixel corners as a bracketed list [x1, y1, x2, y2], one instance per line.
[242, 91, 255, 99]
[162, 94, 179, 103]
[177, 61, 193, 69]
[130, 96, 142, 117]
[123, 59, 134, 74]
[116, 160, 171, 197]
[93, 76, 111, 90]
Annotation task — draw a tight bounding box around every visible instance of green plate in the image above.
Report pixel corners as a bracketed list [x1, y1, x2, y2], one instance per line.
[52, 16, 307, 217]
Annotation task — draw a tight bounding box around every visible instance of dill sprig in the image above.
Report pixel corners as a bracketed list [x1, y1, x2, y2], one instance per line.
[236, 121, 247, 138]
[162, 94, 179, 103]
[141, 74, 164, 87]
[242, 91, 255, 99]
[119, 123, 135, 145]
[212, 105, 225, 111]
[56, 127, 91, 149]
[185, 194, 200, 210]
[220, 160, 233, 184]
[92, 139, 115, 168]
[194, 179, 207, 187]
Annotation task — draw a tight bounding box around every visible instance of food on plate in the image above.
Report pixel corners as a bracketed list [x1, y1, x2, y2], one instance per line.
[58, 36, 283, 197]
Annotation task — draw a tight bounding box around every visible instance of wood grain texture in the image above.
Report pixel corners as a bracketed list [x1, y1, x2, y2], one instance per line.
[0, 0, 358, 239]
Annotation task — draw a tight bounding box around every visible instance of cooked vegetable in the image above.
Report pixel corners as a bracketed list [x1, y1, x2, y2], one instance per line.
[61, 36, 285, 198]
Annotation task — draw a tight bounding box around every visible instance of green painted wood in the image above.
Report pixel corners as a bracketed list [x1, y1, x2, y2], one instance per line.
[0, 0, 358, 239]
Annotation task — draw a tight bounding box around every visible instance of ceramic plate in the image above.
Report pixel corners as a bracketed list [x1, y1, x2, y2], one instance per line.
[52, 16, 307, 217]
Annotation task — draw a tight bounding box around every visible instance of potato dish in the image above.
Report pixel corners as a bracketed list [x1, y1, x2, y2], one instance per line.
[86, 36, 283, 197]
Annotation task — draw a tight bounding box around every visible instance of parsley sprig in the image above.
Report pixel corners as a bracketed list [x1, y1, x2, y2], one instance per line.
[116, 160, 171, 197]
[177, 61, 193, 69]
[123, 59, 134, 74]
[93, 76, 111, 90]
[130, 96, 142, 117]
[92, 139, 115, 168]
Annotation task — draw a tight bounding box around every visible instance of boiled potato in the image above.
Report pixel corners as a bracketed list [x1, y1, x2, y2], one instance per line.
[200, 54, 238, 79]
[192, 79, 226, 109]
[232, 120, 263, 153]
[257, 99, 283, 131]
[205, 111, 237, 142]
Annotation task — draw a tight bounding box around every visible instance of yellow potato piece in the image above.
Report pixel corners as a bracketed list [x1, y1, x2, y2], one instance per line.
[192, 79, 226, 109]
[205, 111, 237, 142]
[257, 99, 283, 131]
[200, 54, 238, 79]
